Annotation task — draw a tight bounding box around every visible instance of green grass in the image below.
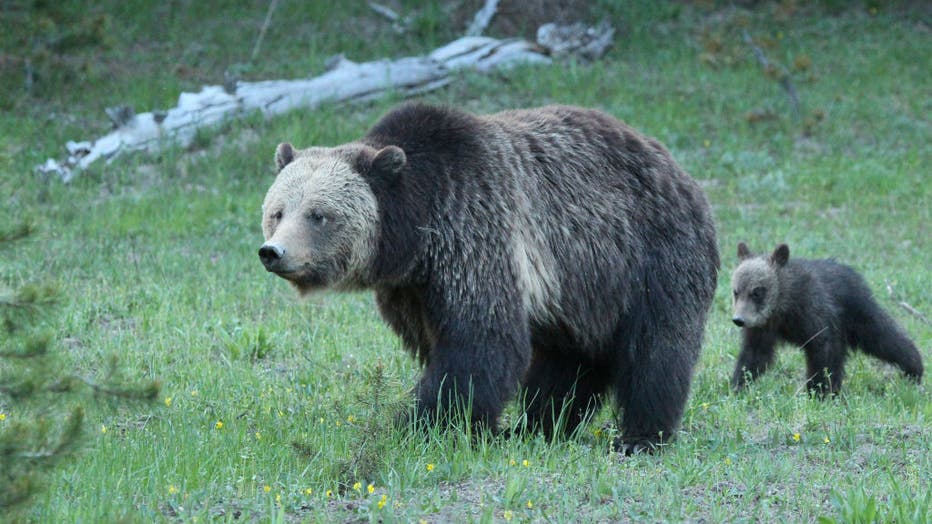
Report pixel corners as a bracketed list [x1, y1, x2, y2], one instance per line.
[2, 1, 930, 521]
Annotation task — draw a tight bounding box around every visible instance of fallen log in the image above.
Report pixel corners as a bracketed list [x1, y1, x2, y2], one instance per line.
[39, 24, 613, 182]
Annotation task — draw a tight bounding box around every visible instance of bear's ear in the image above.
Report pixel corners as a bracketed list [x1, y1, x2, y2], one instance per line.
[371, 146, 406, 175]
[275, 142, 295, 172]
[737, 242, 751, 260]
[770, 244, 790, 267]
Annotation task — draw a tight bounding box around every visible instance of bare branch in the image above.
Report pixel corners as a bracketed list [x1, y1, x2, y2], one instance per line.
[368, 1, 400, 22]
[37, 5, 618, 181]
[250, 0, 280, 62]
[465, 0, 499, 37]
[368, 2, 410, 33]
[898, 301, 931, 326]
[886, 281, 931, 326]
[743, 29, 800, 120]
[38, 36, 556, 181]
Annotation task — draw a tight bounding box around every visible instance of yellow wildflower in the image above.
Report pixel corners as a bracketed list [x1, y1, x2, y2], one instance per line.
[1, 413, 7, 421]
[255, 432, 261, 440]
[724, 457, 732, 466]
[792, 432, 800, 442]
[101, 425, 107, 433]
[264, 485, 272, 493]
[347, 415, 355, 423]
[522, 459, 530, 467]
[326, 489, 333, 498]
[368, 484, 375, 494]
[701, 402, 709, 411]
[215, 421, 224, 429]
[823, 436, 830, 444]
[426, 463, 435, 472]
[509, 459, 517, 466]
[527, 500, 534, 509]
[377, 494, 387, 509]
[276, 494, 281, 503]
[305, 488, 313, 495]
[504, 510, 514, 521]
[164, 397, 172, 407]
[168, 485, 178, 495]
[190, 389, 198, 396]
[353, 481, 362, 492]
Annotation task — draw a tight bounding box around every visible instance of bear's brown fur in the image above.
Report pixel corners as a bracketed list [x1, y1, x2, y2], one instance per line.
[731, 242, 923, 395]
[259, 102, 720, 451]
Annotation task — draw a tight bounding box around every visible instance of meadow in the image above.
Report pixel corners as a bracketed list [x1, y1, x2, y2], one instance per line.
[1, 1, 929, 521]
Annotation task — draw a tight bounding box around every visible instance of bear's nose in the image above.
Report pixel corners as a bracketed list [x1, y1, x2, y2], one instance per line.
[732, 316, 745, 327]
[258, 243, 285, 269]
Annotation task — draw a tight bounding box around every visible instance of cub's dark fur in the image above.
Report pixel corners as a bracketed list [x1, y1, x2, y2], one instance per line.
[260, 102, 720, 451]
[730, 243, 923, 395]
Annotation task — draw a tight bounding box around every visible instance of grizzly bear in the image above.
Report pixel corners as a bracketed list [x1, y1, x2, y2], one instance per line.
[258, 102, 719, 451]
[730, 242, 923, 395]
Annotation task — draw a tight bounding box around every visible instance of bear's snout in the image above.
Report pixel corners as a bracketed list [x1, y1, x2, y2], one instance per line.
[732, 316, 745, 327]
[259, 243, 285, 271]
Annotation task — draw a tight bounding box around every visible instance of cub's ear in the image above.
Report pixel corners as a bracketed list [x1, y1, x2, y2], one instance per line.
[371, 145, 406, 175]
[771, 244, 790, 267]
[275, 142, 295, 172]
[737, 242, 751, 260]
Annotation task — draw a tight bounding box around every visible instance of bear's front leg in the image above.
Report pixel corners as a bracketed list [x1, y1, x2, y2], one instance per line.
[412, 286, 531, 432]
[731, 328, 779, 390]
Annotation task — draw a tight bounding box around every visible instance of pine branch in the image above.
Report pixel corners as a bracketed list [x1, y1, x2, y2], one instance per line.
[11, 408, 84, 460]
[0, 222, 34, 243]
[54, 374, 160, 401]
[0, 333, 52, 358]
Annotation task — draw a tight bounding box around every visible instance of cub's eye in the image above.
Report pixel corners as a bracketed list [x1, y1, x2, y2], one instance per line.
[272, 210, 283, 221]
[750, 287, 767, 302]
[732, 289, 739, 297]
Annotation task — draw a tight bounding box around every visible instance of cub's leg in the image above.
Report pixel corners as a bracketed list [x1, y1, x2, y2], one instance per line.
[732, 328, 779, 390]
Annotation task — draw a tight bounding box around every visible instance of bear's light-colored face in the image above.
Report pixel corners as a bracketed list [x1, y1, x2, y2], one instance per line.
[730, 243, 788, 328]
[259, 144, 379, 294]
[731, 259, 778, 328]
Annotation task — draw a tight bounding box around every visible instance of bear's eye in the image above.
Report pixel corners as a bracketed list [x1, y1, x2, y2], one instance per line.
[308, 210, 326, 225]
[750, 287, 766, 302]
[732, 289, 739, 298]
[271, 210, 283, 221]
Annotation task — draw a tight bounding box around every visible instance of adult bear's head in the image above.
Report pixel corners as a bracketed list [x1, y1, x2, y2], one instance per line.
[259, 142, 406, 294]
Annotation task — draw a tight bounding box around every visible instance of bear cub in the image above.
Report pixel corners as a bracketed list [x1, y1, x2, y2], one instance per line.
[730, 242, 923, 395]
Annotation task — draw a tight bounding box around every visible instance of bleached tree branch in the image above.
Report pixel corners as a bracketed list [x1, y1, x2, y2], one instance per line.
[38, 14, 615, 182]
[465, 0, 499, 37]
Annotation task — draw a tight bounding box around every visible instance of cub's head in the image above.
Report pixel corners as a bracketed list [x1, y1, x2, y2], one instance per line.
[730, 242, 789, 328]
[258, 142, 406, 294]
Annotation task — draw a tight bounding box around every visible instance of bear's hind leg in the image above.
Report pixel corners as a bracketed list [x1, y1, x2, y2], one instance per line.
[520, 350, 610, 439]
[847, 299, 924, 381]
